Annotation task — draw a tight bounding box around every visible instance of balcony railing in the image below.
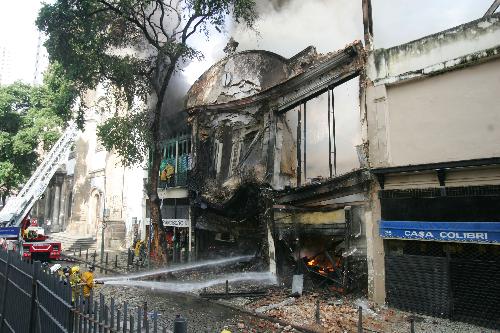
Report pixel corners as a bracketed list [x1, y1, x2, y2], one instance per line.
[156, 133, 192, 189]
[158, 168, 189, 188]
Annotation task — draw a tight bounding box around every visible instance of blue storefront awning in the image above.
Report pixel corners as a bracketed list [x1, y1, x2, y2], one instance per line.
[379, 220, 500, 244]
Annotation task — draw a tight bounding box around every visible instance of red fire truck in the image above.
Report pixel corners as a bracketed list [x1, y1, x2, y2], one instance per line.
[0, 216, 61, 261]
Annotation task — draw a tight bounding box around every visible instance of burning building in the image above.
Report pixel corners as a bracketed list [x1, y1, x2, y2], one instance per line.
[185, 39, 370, 291]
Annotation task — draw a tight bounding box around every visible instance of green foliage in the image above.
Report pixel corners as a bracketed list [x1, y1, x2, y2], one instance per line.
[0, 66, 77, 199]
[37, 0, 257, 167]
[97, 111, 152, 166]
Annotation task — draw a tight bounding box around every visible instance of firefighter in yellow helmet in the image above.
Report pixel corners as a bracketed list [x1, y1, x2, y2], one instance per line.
[69, 266, 81, 302]
[134, 239, 144, 257]
[220, 326, 231, 333]
[80, 265, 96, 299]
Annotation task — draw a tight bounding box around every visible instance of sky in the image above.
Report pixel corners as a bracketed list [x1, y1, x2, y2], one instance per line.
[0, 0, 495, 178]
[183, 0, 494, 84]
[0, 0, 495, 85]
[0, 0, 47, 85]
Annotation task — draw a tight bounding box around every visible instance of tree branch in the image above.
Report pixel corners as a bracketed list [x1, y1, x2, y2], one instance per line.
[87, 7, 111, 17]
[184, 15, 209, 41]
[146, 2, 160, 44]
[98, 0, 160, 49]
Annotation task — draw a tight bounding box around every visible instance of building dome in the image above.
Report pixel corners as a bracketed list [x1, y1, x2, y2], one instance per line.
[186, 50, 289, 109]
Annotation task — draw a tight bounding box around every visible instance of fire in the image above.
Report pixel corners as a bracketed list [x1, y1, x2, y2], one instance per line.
[305, 253, 340, 277]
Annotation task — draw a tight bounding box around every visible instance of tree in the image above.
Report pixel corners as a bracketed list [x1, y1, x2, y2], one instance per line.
[37, 0, 257, 260]
[0, 64, 78, 205]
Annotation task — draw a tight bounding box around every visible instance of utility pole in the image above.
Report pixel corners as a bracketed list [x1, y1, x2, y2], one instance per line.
[100, 175, 108, 271]
[100, 210, 108, 273]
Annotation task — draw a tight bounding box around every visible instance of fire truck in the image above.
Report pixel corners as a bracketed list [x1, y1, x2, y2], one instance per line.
[0, 216, 61, 261]
[0, 124, 77, 261]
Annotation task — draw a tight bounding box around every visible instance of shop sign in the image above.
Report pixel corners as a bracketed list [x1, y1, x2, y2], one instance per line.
[379, 221, 500, 244]
[162, 219, 190, 227]
[0, 227, 20, 239]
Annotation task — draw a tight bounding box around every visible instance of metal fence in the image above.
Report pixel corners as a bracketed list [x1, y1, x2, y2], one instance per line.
[0, 249, 184, 333]
[385, 240, 500, 330]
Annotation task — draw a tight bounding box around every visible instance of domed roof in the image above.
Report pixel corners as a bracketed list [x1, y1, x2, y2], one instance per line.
[186, 50, 289, 109]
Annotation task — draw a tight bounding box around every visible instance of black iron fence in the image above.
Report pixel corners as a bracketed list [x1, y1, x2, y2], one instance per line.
[0, 249, 186, 333]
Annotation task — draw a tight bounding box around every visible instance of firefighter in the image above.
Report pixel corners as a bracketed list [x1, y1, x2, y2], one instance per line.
[51, 264, 65, 280]
[41, 262, 49, 271]
[69, 266, 81, 302]
[63, 266, 71, 279]
[220, 326, 231, 333]
[80, 265, 96, 299]
[134, 239, 144, 257]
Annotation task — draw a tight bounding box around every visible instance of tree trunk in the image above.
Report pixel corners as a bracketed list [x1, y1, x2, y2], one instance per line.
[148, 145, 168, 262]
[148, 61, 176, 263]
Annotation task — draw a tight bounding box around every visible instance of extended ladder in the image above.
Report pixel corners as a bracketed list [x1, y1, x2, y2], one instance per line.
[0, 123, 78, 227]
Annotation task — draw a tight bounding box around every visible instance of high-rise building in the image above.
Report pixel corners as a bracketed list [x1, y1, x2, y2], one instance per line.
[0, 45, 14, 85]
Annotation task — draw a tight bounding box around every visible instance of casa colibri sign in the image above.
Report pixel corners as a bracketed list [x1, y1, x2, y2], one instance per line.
[379, 221, 500, 244]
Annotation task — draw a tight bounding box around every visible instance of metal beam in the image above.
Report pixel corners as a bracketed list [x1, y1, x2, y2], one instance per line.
[436, 169, 446, 187]
[331, 88, 337, 176]
[362, 0, 374, 50]
[484, 0, 500, 17]
[328, 90, 333, 178]
[266, 108, 277, 183]
[371, 157, 500, 175]
[303, 102, 307, 182]
[276, 171, 371, 205]
[297, 106, 302, 187]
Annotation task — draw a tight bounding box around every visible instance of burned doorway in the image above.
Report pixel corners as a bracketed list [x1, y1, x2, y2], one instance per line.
[274, 204, 368, 293]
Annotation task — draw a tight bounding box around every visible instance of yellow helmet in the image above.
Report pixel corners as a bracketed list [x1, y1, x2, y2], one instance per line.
[71, 266, 80, 274]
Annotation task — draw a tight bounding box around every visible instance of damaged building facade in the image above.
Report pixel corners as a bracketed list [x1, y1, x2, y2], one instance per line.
[183, 3, 499, 329]
[186, 41, 370, 291]
[363, 12, 500, 328]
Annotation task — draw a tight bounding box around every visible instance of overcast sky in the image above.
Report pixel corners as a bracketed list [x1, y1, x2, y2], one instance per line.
[0, 0, 495, 178]
[184, 0, 494, 84]
[0, 0, 495, 85]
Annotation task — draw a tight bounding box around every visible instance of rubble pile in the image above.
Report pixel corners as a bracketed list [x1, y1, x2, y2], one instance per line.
[245, 291, 385, 333]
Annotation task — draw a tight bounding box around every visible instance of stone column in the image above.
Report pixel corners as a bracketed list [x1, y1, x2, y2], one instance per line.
[58, 179, 68, 231]
[43, 186, 52, 226]
[51, 173, 64, 232]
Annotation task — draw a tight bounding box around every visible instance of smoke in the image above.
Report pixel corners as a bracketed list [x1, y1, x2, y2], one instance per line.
[230, 0, 364, 178]
[183, 0, 493, 179]
[372, 0, 493, 49]
[159, 72, 191, 137]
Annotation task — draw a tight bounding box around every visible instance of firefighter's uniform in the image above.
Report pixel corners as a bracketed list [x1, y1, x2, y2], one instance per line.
[69, 266, 81, 302]
[80, 268, 95, 298]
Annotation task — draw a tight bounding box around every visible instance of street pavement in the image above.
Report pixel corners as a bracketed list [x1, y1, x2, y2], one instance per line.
[98, 285, 298, 333]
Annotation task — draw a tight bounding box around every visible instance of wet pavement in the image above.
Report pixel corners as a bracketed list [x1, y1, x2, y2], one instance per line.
[98, 284, 299, 332]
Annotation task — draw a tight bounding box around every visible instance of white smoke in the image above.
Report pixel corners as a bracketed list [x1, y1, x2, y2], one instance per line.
[230, 0, 364, 178]
[181, 0, 492, 177]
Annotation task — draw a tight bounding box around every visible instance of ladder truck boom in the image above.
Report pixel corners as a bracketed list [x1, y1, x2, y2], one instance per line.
[0, 124, 77, 260]
[0, 123, 78, 227]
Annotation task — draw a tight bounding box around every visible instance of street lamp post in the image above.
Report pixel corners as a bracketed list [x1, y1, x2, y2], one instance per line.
[100, 208, 109, 272]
